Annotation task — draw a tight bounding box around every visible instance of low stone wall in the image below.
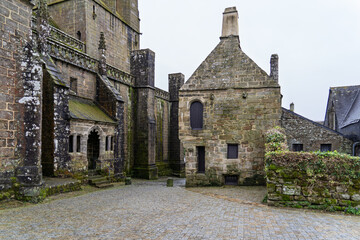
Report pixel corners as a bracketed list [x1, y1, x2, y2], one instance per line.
[265, 151, 360, 211]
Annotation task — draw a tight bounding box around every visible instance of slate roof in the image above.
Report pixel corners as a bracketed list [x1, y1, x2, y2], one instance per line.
[181, 36, 279, 91]
[43, 56, 68, 87]
[69, 96, 116, 124]
[282, 108, 347, 137]
[324, 85, 360, 129]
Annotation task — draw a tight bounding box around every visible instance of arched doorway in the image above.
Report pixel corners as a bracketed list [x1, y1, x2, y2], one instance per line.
[87, 130, 100, 170]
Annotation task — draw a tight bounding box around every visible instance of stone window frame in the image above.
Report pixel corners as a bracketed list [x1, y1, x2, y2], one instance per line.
[105, 135, 114, 152]
[69, 134, 82, 153]
[190, 100, 204, 130]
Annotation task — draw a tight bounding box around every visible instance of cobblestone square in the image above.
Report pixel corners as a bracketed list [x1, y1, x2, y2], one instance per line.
[1, 178, 360, 240]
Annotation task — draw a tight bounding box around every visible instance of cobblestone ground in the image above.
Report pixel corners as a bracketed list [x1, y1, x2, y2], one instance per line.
[1, 178, 360, 240]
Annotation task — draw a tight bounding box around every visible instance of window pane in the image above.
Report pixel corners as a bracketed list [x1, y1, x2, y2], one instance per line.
[227, 144, 238, 159]
[190, 101, 203, 130]
[292, 144, 303, 152]
[320, 144, 331, 152]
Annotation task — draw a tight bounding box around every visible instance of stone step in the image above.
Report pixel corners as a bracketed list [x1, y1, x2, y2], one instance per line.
[88, 177, 107, 184]
[95, 183, 114, 188]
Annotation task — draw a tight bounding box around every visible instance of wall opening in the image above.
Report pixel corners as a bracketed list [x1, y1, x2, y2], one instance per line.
[320, 144, 332, 152]
[292, 144, 303, 152]
[224, 175, 239, 185]
[197, 146, 205, 173]
[87, 130, 100, 170]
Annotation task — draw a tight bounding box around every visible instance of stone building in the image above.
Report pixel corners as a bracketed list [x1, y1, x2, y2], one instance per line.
[179, 7, 282, 186]
[0, 0, 184, 195]
[179, 7, 354, 187]
[281, 107, 352, 153]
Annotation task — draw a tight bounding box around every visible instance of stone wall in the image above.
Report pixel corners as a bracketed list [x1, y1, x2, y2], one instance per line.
[180, 87, 281, 186]
[155, 95, 170, 176]
[266, 151, 360, 211]
[281, 108, 352, 153]
[53, 60, 97, 99]
[0, 0, 34, 190]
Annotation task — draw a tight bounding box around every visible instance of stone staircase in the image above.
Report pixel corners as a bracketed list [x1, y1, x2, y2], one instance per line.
[88, 170, 113, 188]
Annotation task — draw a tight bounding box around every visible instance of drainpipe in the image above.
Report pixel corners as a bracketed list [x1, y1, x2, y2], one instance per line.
[352, 142, 360, 156]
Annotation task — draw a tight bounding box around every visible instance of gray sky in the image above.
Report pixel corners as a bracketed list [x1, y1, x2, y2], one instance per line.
[138, 0, 360, 121]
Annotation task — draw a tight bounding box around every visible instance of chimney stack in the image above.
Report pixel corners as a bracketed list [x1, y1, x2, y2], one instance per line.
[290, 103, 294, 112]
[270, 54, 279, 82]
[221, 7, 239, 38]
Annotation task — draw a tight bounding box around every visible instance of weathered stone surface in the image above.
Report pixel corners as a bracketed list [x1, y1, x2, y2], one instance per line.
[281, 108, 352, 153]
[180, 9, 281, 186]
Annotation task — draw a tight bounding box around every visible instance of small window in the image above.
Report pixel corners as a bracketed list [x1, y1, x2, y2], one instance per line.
[69, 135, 73, 152]
[197, 146, 205, 173]
[292, 144, 303, 152]
[190, 101, 203, 130]
[77, 31, 81, 41]
[225, 175, 239, 185]
[70, 77, 77, 94]
[110, 136, 114, 151]
[320, 144, 332, 152]
[227, 144, 238, 159]
[105, 136, 109, 151]
[76, 135, 81, 152]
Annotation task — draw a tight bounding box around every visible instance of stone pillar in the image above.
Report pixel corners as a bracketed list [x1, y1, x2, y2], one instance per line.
[131, 49, 158, 179]
[270, 54, 279, 82]
[168, 73, 185, 177]
[16, 38, 43, 195]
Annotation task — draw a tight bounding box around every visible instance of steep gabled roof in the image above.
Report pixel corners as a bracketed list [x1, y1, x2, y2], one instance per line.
[181, 36, 278, 91]
[324, 85, 360, 129]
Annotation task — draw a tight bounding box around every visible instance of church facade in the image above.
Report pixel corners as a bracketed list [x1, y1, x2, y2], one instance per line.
[0, 0, 184, 195]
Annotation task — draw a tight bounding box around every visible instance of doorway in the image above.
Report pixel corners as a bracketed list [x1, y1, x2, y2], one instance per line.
[87, 130, 100, 170]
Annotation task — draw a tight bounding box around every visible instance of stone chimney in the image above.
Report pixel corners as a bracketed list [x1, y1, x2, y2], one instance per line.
[270, 54, 279, 82]
[221, 7, 239, 38]
[290, 103, 294, 112]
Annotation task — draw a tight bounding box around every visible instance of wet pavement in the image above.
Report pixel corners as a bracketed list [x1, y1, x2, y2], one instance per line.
[1, 178, 360, 239]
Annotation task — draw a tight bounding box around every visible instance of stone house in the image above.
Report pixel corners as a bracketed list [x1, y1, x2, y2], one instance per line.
[323, 85, 360, 155]
[179, 7, 281, 186]
[179, 7, 353, 187]
[281, 107, 352, 153]
[0, 0, 184, 195]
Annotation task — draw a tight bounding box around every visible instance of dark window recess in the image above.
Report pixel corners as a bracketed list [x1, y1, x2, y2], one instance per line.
[111, 136, 114, 151]
[320, 144, 332, 152]
[225, 175, 239, 185]
[292, 144, 303, 152]
[190, 101, 203, 130]
[77, 31, 81, 41]
[70, 77, 77, 93]
[69, 135, 73, 153]
[197, 146, 205, 173]
[76, 135, 81, 152]
[105, 136, 109, 151]
[227, 144, 238, 159]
